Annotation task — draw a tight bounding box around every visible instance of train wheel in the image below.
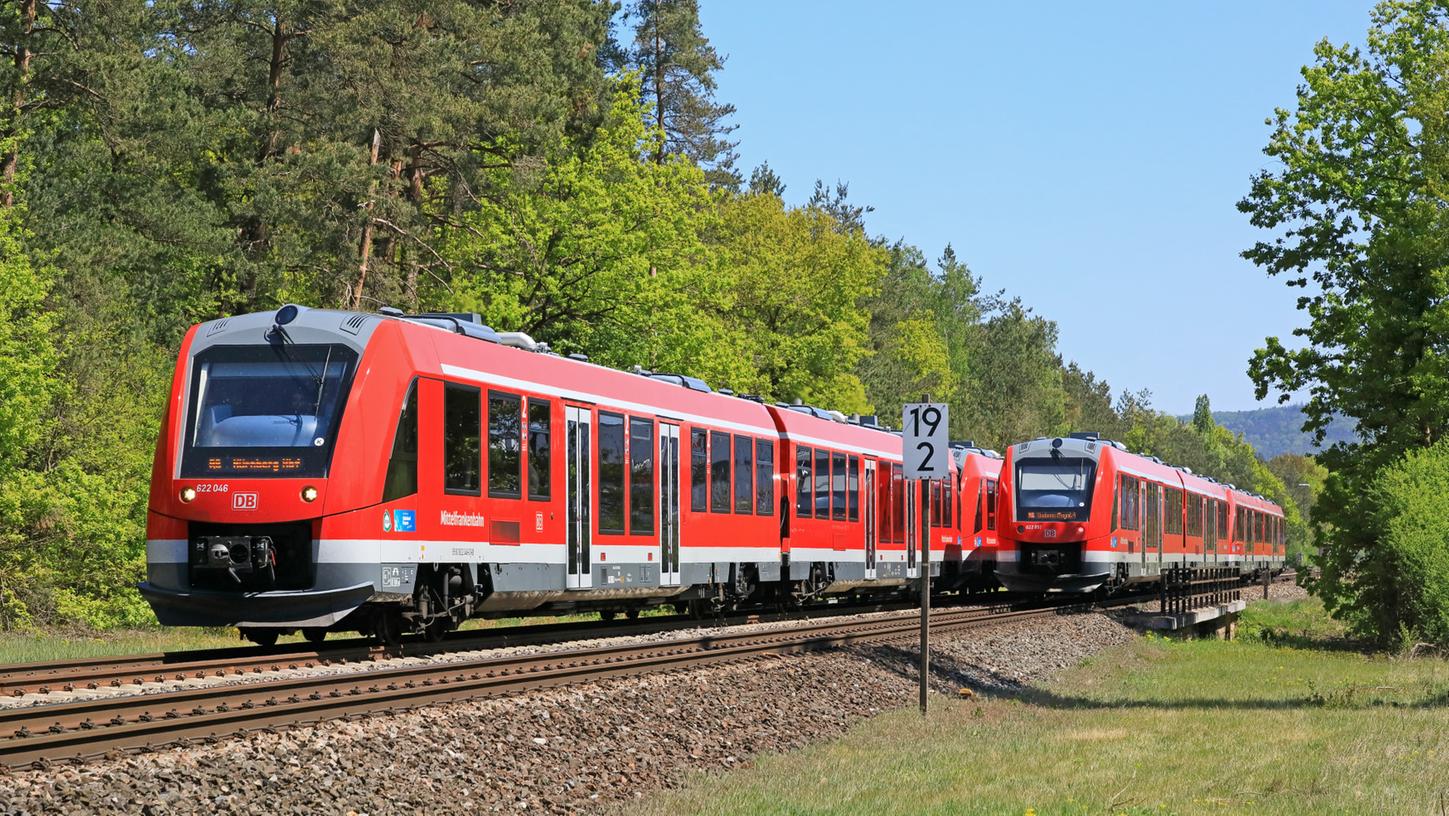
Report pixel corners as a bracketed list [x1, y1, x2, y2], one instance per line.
[302, 628, 327, 646]
[625, 608, 640, 621]
[600, 610, 617, 622]
[421, 616, 450, 643]
[374, 611, 403, 647]
[241, 627, 279, 648]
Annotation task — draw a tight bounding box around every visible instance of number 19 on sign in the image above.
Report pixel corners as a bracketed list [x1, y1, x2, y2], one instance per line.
[903, 402, 949, 479]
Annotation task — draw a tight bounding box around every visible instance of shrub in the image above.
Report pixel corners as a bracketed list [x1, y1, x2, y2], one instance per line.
[1368, 440, 1449, 648]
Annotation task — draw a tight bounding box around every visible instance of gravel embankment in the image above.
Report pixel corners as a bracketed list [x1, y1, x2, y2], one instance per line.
[0, 613, 1136, 815]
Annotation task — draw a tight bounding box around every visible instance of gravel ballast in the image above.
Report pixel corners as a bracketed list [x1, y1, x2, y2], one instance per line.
[0, 612, 1137, 815]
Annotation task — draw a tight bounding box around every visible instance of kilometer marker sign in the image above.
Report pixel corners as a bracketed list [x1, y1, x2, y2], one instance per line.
[902, 400, 948, 717]
[902, 402, 949, 479]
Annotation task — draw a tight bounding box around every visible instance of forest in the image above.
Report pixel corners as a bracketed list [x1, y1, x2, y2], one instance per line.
[0, 0, 1307, 630]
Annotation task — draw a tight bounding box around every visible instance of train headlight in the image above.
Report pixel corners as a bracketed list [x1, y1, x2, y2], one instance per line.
[300, 485, 319, 503]
[179, 486, 197, 503]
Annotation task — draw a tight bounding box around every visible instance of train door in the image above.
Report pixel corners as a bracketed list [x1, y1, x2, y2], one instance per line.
[1144, 483, 1158, 575]
[864, 459, 878, 580]
[565, 405, 593, 590]
[658, 423, 681, 586]
[905, 480, 918, 579]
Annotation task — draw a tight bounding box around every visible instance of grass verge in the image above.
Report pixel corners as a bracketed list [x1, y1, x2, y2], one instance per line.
[635, 598, 1449, 816]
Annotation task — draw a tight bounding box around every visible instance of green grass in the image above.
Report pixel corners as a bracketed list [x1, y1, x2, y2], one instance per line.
[635, 599, 1449, 816]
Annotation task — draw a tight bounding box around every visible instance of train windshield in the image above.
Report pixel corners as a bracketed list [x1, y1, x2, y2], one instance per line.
[1015, 457, 1096, 522]
[181, 344, 358, 478]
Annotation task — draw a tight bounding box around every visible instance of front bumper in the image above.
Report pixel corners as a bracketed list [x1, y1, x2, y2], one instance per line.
[137, 581, 375, 628]
[994, 568, 1110, 594]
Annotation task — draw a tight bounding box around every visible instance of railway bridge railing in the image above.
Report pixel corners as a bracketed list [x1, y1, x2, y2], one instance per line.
[1159, 566, 1242, 616]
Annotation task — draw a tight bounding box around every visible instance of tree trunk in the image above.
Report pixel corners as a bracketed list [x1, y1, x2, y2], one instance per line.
[652, 6, 665, 165]
[404, 143, 425, 309]
[2, 0, 37, 207]
[351, 128, 383, 310]
[257, 19, 288, 165]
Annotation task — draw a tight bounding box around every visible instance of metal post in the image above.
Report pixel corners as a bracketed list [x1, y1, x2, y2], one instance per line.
[1262, 566, 1269, 600]
[919, 475, 929, 716]
[918, 392, 930, 717]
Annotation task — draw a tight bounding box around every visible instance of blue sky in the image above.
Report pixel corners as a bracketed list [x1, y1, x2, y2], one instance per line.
[702, 1, 1376, 414]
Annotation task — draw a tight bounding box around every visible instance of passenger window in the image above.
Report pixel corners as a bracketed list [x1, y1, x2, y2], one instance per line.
[629, 417, 654, 535]
[1111, 476, 1120, 530]
[847, 455, 860, 522]
[488, 391, 522, 498]
[382, 382, 418, 501]
[879, 465, 892, 541]
[892, 465, 905, 541]
[710, 430, 730, 513]
[690, 429, 708, 512]
[938, 472, 950, 530]
[443, 383, 481, 495]
[831, 451, 846, 520]
[815, 449, 831, 518]
[755, 439, 774, 516]
[985, 479, 997, 531]
[973, 482, 984, 533]
[795, 446, 813, 518]
[527, 399, 551, 500]
[734, 435, 753, 514]
[598, 411, 625, 534]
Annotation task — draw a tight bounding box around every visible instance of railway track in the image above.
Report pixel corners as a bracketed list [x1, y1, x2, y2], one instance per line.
[0, 597, 944, 699]
[0, 598, 1087, 769]
[0, 572, 1296, 770]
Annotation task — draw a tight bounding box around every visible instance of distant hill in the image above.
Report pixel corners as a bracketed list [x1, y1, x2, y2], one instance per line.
[1178, 404, 1357, 459]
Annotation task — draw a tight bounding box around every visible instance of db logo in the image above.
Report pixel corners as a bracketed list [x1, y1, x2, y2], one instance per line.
[232, 492, 259, 511]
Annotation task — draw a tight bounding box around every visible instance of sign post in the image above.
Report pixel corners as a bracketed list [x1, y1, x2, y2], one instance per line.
[902, 399, 948, 716]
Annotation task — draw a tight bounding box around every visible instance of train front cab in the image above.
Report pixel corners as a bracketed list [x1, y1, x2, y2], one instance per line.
[139, 308, 403, 637]
[995, 435, 1112, 593]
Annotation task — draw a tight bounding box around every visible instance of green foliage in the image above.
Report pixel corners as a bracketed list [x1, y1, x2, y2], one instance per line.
[1353, 440, 1449, 646]
[0, 0, 1315, 631]
[1240, 0, 1449, 641]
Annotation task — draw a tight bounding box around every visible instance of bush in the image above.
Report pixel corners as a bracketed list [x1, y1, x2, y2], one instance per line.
[1368, 440, 1449, 647]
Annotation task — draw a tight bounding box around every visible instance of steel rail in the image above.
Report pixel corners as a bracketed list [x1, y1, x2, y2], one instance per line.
[0, 597, 937, 697]
[0, 601, 1077, 769]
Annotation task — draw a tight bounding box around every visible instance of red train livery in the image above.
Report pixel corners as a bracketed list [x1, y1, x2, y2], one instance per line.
[994, 434, 1287, 593]
[141, 307, 1004, 643]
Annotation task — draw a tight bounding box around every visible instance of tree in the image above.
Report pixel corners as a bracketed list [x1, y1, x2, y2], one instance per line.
[1239, 0, 1449, 640]
[1192, 394, 1214, 434]
[624, 0, 739, 187]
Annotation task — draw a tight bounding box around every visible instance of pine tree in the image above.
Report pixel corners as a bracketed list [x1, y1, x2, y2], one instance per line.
[626, 0, 740, 187]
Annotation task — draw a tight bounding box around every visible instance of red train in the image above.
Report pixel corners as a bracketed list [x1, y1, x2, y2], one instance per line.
[140, 307, 1004, 644]
[994, 433, 1287, 593]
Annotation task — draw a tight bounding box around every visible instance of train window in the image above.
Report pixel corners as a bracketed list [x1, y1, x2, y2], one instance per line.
[382, 382, 418, 501]
[487, 391, 523, 499]
[879, 466, 893, 542]
[597, 412, 626, 534]
[629, 418, 654, 535]
[831, 452, 847, 520]
[985, 479, 998, 531]
[1186, 496, 1201, 537]
[973, 483, 984, 533]
[527, 399, 551, 500]
[930, 481, 942, 526]
[815, 449, 832, 519]
[1164, 488, 1182, 535]
[848, 455, 860, 522]
[886, 466, 898, 542]
[755, 439, 774, 516]
[1217, 500, 1228, 536]
[710, 430, 730, 513]
[690, 429, 708, 512]
[796, 446, 813, 518]
[443, 383, 481, 495]
[734, 435, 754, 514]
